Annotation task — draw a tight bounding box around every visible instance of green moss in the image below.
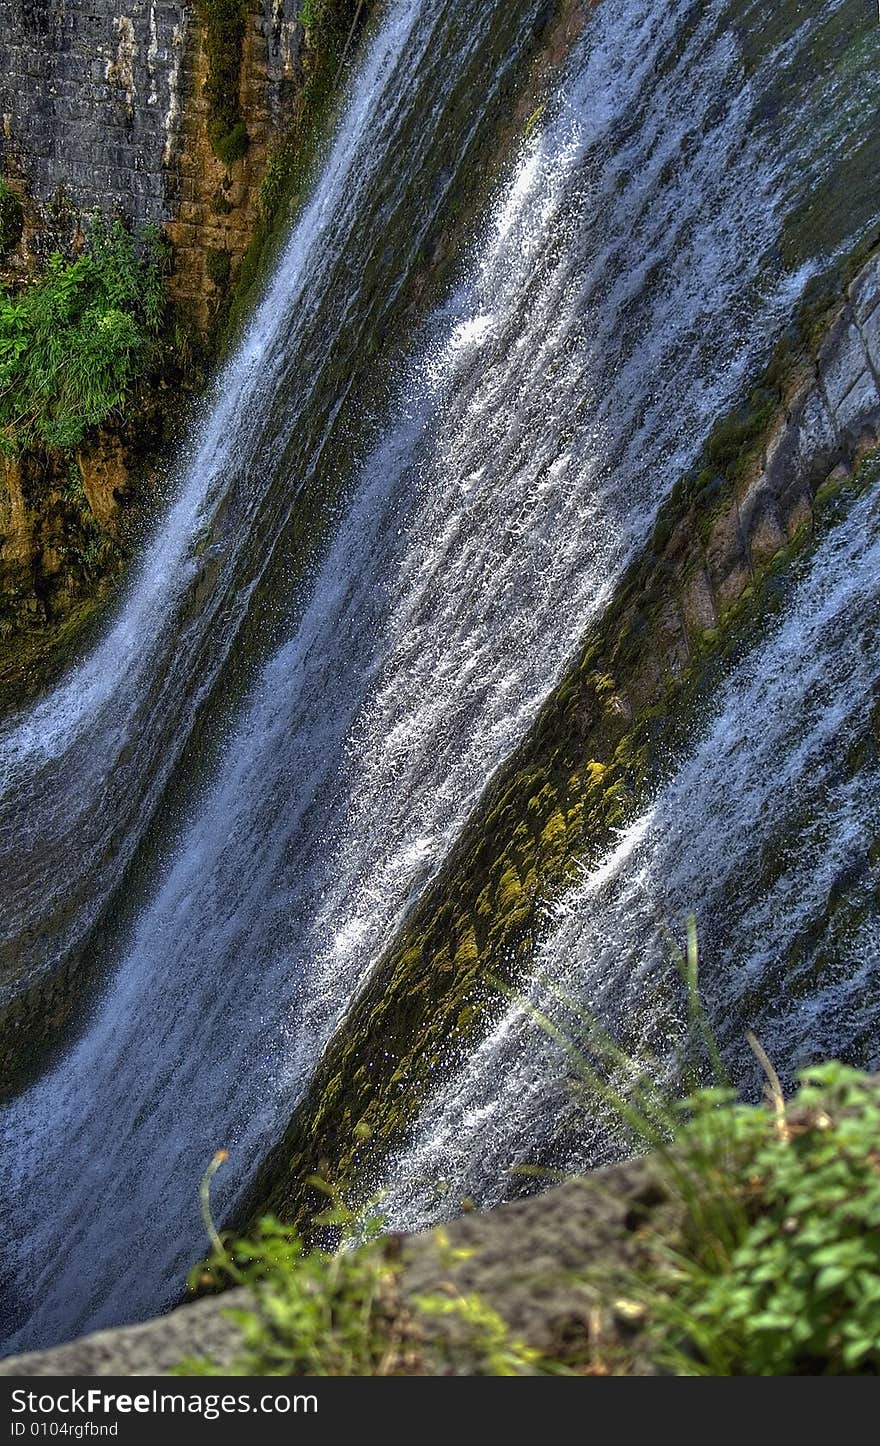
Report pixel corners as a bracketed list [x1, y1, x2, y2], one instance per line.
[196, 0, 250, 166]
[210, 182, 235, 217]
[206, 246, 232, 291]
[240, 234, 880, 1235]
[539, 810, 567, 854]
[495, 866, 523, 914]
[0, 178, 24, 260]
[454, 928, 479, 968]
[225, 1, 373, 343]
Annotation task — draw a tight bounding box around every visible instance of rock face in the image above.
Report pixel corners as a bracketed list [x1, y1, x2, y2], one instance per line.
[0, 1, 312, 693]
[0, 444, 128, 695]
[0, 1, 190, 240]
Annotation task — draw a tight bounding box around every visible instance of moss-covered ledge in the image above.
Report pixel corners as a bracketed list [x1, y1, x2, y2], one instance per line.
[246, 237, 880, 1229]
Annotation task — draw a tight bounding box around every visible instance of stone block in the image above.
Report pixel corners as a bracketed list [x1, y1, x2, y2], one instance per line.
[860, 302, 880, 379]
[820, 318, 872, 417]
[827, 366, 880, 442]
[791, 387, 837, 480]
[705, 503, 747, 593]
[745, 490, 786, 567]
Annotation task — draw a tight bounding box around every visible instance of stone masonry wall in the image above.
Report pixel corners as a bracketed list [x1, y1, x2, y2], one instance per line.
[0, 1, 305, 314]
[0, 1, 190, 252]
[0, 2, 307, 681]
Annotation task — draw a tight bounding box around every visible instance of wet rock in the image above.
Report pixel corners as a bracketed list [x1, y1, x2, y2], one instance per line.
[859, 302, 880, 380]
[820, 319, 880, 440]
[781, 485, 813, 540]
[654, 600, 690, 677]
[78, 432, 128, 533]
[849, 255, 880, 325]
[742, 484, 787, 567]
[789, 388, 837, 486]
[680, 567, 717, 636]
[706, 505, 750, 609]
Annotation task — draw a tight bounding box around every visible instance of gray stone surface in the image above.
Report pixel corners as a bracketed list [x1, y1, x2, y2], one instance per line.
[0, 2, 191, 230]
[861, 302, 880, 380]
[850, 253, 880, 326]
[0, 1290, 247, 1377]
[0, 2, 304, 244]
[0, 1160, 671, 1376]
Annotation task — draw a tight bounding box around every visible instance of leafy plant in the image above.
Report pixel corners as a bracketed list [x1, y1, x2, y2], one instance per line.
[542, 924, 880, 1375]
[0, 217, 168, 455]
[177, 927, 880, 1377]
[412, 1291, 542, 1376]
[178, 1214, 410, 1376]
[177, 1156, 416, 1376]
[178, 1155, 547, 1376]
[641, 1064, 880, 1375]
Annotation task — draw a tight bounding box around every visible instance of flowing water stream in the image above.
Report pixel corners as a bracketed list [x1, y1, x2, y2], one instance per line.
[384, 479, 880, 1225]
[1, 0, 878, 1352]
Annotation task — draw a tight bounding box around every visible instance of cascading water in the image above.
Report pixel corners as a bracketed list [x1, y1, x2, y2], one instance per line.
[383, 477, 880, 1226]
[1, 0, 878, 1354]
[0, 0, 537, 1004]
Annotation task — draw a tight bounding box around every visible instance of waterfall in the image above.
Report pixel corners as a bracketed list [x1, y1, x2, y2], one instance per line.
[383, 477, 880, 1227]
[0, 0, 427, 999]
[1, 0, 878, 1352]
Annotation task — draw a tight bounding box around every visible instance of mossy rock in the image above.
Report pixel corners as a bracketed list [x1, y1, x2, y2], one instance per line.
[0, 181, 24, 259]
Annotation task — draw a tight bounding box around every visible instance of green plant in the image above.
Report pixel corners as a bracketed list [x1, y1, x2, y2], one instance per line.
[206, 246, 232, 290]
[413, 1291, 542, 1376]
[536, 926, 880, 1375]
[177, 1154, 546, 1376]
[177, 1155, 415, 1376]
[0, 216, 168, 455]
[640, 1064, 880, 1375]
[178, 1215, 409, 1376]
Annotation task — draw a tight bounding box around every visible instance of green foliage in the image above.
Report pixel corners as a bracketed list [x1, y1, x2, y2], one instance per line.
[178, 1214, 405, 1376]
[413, 1291, 542, 1376]
[178, 1157, 543, 1376]
[178, 986, 880, 1376]
[298, 0, 323, 29]
[196, 0, 250, 166]
[178, 1154, 409, 1376]
[644, 1064, 880, 1375]
[298, 0, 358, 45]
[537, 927, 880, 1375]
[0, 178, 24, 260]
[0, 217, 168, 455]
